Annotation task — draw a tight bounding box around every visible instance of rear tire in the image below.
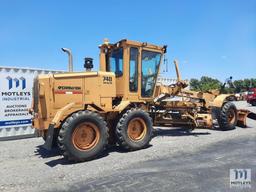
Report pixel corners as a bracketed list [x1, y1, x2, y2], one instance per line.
[58, 111, 108, 161]
[218, 102, 237, 130]
[252, 100, 256, 106]
[116, 108, 153, 150]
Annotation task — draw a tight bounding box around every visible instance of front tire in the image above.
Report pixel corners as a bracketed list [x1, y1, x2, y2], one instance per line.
[218, 102, 237, 130]
[58, 111, 108, 161]
[116, 108, 153, 150]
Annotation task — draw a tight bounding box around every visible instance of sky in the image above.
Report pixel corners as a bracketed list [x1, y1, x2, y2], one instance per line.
[0, 0, 255, 81]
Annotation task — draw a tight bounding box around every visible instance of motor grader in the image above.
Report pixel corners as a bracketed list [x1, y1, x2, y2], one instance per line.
[31, 39, 256, 161]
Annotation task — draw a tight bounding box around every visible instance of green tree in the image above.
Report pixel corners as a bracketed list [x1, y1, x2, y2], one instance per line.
[233, 78, 256, 92]
[189, 76, 221, 92]
[190, 77, 256, 93]
[189, 78, 200, 91]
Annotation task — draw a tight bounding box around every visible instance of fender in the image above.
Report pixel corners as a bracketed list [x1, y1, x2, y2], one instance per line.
[51, 102, 77, 125]
[51, 102, 105, 126]
[44, 102, 77, 150]
[210, 94, 233, 108]
[114, 100, 131, 113]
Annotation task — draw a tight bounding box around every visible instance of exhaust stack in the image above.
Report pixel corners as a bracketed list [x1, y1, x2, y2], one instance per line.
[61, 48, 73, 72]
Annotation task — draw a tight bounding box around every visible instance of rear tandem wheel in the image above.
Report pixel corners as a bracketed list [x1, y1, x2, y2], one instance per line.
[57, 110, 109, 161]
[116, 108, 153, 150]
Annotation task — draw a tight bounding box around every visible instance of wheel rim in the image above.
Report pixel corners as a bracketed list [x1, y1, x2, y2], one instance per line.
[72, 122, 100, 151]
[127, 118, 147, 141]
[227, 109, 236, 124]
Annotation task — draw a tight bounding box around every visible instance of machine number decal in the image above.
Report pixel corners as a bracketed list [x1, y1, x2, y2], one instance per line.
[103, 76, 112, 84]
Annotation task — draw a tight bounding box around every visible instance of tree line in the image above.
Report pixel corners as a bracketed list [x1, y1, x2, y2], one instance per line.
[189, 76, 256, 93]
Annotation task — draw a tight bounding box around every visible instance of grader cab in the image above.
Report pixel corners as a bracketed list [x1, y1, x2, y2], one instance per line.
[31, 39, 256, 162]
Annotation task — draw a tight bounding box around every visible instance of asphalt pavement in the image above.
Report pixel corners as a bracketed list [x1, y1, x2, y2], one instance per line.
[65, 135, 255, 192]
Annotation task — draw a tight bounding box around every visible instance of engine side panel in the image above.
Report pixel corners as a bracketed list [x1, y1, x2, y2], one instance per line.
[33, 71, 116, 130]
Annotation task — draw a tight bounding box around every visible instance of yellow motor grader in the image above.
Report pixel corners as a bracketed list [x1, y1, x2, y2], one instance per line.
[30, 39, 256, 161]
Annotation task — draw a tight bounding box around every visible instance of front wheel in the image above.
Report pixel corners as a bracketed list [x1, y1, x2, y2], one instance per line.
[116, 108, 153, 150]
[58, 111, 108, 161]
[218, 102, 237, 130]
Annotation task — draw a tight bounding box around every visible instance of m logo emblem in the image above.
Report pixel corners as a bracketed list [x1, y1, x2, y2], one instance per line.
[230, 169, 251, 188]
[6, 76, 26, 90]
[234, 169, 247, 180]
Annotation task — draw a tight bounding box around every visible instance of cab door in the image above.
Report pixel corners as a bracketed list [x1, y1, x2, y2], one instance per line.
[127, 47, 140, 101]
[139, 49, 162, 100]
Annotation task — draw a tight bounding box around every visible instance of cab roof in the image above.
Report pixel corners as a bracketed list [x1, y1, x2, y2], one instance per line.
[100, 39, 167, 53]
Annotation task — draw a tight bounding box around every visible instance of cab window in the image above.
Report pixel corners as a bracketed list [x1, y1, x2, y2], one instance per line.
[107, 48, 123, 77]
[129, 47, 138, 92]
[141, 50, 161, 97]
